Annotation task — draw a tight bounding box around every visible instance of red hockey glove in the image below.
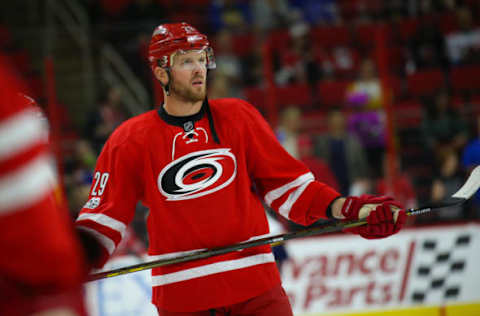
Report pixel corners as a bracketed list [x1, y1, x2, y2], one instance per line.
[341, 195, 406, 239]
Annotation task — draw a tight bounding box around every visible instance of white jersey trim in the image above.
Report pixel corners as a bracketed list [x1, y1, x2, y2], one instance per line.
[0, 154, 56, 215]
[264, 172, 314, 208]
[77, 213, 127, 238]
[0, 108, 47, 161]
[151, 253, 275, 286]
[279, 178, 314, 219]
[76, 226, 116, 255]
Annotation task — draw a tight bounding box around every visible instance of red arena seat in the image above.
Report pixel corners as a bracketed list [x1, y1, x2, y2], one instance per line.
[245, 84, 313, 110]
[394, 100, 423, 128]
[268, 30, 290, 52]
[317, 80, 350, 107]
[396, 18, 420, 42]
[407, 69, 446, 96]
[355, 23, 390, 47]
[438, 13, 459, 35]
[450, 65, 480, 92]
[275, 84, 313, 108]
[311, 25, 351, 48]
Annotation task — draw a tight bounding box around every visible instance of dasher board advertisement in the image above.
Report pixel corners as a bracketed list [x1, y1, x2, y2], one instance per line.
[282, 223, 480, 315]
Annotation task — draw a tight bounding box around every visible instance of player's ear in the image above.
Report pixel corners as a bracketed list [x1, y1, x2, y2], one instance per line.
[154, 67, 169, 86]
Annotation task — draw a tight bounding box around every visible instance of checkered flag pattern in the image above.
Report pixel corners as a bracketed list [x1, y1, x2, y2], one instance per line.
[410, 234, 471, 304]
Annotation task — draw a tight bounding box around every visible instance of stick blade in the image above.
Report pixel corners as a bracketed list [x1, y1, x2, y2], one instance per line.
[452, 165, 480, 199]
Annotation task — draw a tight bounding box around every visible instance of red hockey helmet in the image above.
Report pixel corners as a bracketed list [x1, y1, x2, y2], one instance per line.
[148, 22, 216, 71]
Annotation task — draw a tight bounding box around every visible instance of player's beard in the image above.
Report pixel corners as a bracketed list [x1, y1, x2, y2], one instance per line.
[170, 76, 206, 103]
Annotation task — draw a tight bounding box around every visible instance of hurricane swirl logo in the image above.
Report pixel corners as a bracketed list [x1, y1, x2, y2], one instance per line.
[158, 148, 237, 200]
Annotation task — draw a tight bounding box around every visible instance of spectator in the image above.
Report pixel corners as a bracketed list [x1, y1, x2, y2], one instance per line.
[346, 59, 382, 110]
[461, 115, 480, 215]
[462, 116, 480, 172]
[314, 45, 359, 80]
[74, 139, 97, 171]
[213, 29, 244, 98]
[276, 106, 302, 158]
[407, 18, 449, 71]
[314, 108, 369, 196]
[275, 22, 319, 86]
[346, 100, 385, 178]
[65, 139, 96, 216]
[314, 45, 335, 79]
[214, 30, 242, 79]
[446, 6, 480, 65]
[85, 86, 128, 153]
[289, 0, 340, 25]
[346, 61, 386, 177]
[69, 183, 92, 219]
[430, 150, 467, 221]
[207, 0, 252, 33]
[421, 89, 468, 160]
[251, 0, 291, 33]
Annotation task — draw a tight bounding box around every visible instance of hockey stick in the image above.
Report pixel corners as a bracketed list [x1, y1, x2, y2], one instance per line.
[88, 165, 480, 282]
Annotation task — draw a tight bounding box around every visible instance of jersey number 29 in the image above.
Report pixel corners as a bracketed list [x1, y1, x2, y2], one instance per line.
[91, 172, 109, 196]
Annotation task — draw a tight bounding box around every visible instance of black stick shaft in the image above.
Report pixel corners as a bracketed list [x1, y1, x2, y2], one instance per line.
[88, 218, 364, 281]
[89, 203, 455, 281]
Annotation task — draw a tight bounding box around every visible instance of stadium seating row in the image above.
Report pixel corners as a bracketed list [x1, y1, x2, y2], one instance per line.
[244, 66, 480, 110]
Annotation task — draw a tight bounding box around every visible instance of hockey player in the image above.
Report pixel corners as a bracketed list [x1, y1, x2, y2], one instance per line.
[76, 23, 406, 315]
[0, 56, 87, 315]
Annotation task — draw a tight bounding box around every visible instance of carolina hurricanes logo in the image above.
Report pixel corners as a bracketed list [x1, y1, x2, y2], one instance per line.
[158, 149, 237, 200]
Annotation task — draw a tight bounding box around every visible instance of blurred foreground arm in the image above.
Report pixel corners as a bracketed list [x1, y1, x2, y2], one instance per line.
[0, 56, 87, 315]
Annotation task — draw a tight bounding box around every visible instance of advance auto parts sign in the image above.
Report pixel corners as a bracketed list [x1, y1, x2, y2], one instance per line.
[281, 223, 480, 315]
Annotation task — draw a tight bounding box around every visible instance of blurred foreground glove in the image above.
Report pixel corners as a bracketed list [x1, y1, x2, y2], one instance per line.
[341, 195, 406, 239]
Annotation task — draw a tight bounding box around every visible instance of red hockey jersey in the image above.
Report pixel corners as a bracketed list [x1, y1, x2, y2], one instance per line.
[76, 98, 339, 311]
[0, 56, 86, 315]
